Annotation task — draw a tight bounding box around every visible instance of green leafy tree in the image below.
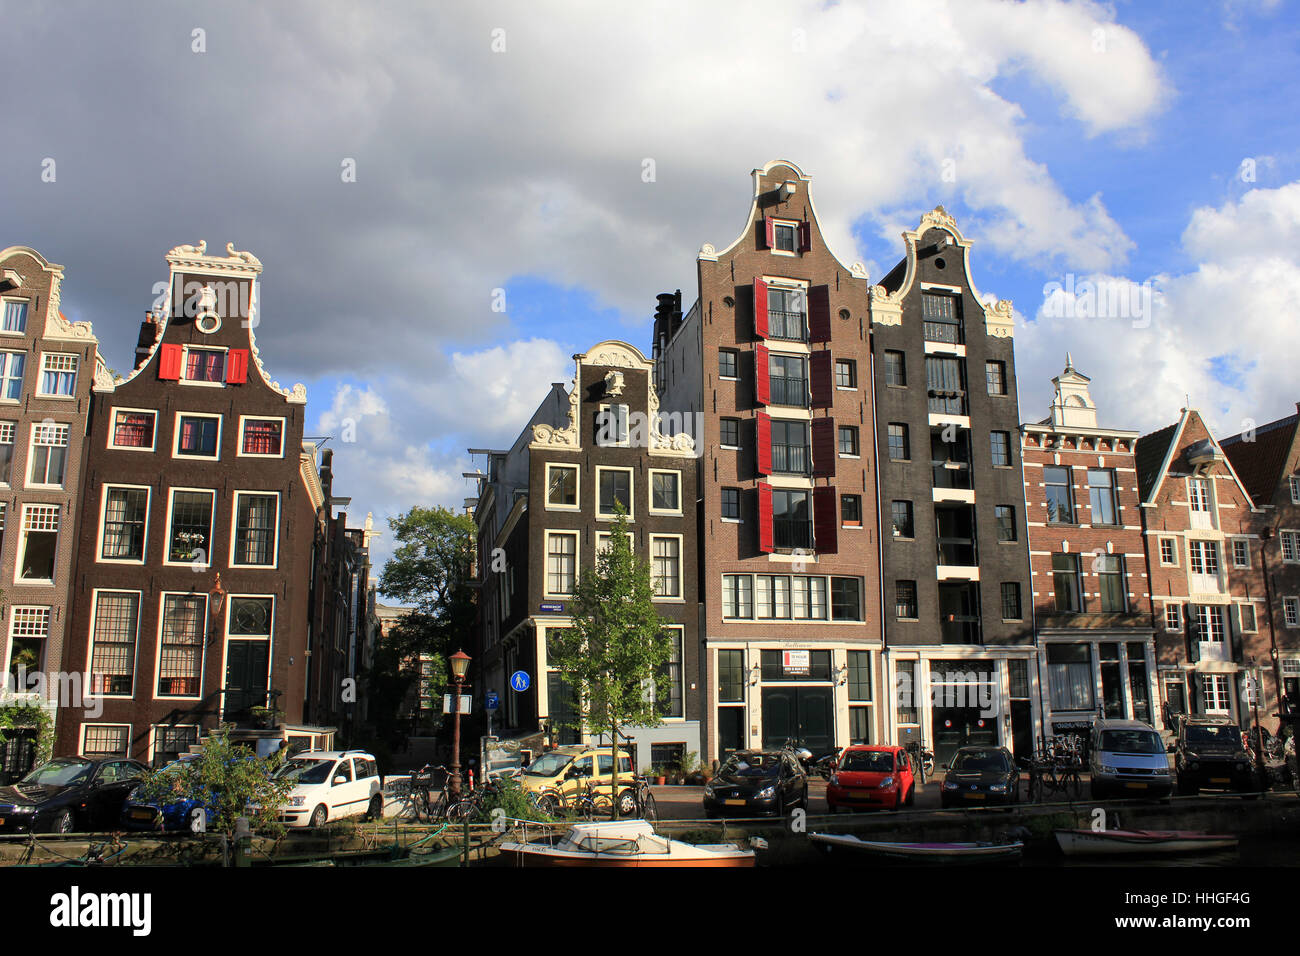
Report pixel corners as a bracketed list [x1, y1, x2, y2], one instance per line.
[547, 508, 671, 819]
[136, 729, 293, 840]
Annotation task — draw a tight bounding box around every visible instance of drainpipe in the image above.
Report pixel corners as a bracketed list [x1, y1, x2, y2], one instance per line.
[1260, 527, 1285, 730]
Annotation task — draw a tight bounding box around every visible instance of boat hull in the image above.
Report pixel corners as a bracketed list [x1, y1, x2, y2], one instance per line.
[809, 833, 1022, 862]
[1054, 829, 1238, 857]
[498, 845, 755, 867]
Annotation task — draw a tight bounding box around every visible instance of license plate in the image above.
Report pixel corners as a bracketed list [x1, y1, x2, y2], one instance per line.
[131, 809, 154, 820]
[1124, 782, 1148, 789]
[964, 793, 985, 800]
[849, 790, 873, 798]
[0, 818, 5, 826]
[724, 799, 746, 806]
[1210, 777, 1230, 783]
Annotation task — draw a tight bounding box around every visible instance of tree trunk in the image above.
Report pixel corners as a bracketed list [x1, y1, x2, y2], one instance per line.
[611, 717, 619, 821]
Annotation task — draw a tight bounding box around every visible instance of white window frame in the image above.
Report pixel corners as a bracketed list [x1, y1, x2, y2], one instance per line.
[1164, 603, 1182, 632]
[5, 605, 50, 677]
[85, 588, 143, 700]
[1281, 530, 1300, 564]
[657, 624, 686, 721]
[648, 469, 683, 516]
[1285, 597, 1300, 628]
[718, 348, 739, 381]
[595, 466, 635, 520]
[0, 298, 29, 336]
[229, 490, 281, 569]
[96, 483, 151, 565]
[163, 487, 217, 568]
[544, 530, 579, 598]
[0, 350, 25, 402]
[79, 723, 132, 758]
[719, 418, 741, 450]
[1231, 538, 1250, 569]
[179, 344, 229, 387]
[1158, 536, 1178, 567]
[1238, 602, 1258, 634]
[36, 351, 78, 398]
[236, 415, 286, 459]
[150, 723, 201, 763]
[650, 533, 684, 600]
[15, 503, 60, 584]
[107, 406, 158, 452]
[25, 420, 70, 488]
[1290, 476, 1300, 505]
[173, 411, 223, 460]
[768, 218, 800, 257]
[1188, 476, 1212, 512]
[1202, 674, 1231, 715]
[1189, 540, 1220, 575]
[596, 403, 630, 448]
[0, 420, 12, 487]
[221, 595, 275, 723]
[543, 462, 580, 512]
[153, 592, 209, 700]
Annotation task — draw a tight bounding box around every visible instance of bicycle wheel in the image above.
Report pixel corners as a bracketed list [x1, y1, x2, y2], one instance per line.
[1028, 772, 1042, 804]
[446, 799, 475, 823]
[641, 791, 658, 822]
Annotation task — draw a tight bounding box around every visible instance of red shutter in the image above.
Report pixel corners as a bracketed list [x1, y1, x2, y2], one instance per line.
[763, 217, 775, 250]
[158, 343, 182, 380]
[753, 277, 769, 338]
[808, 285, 831, 343]
[758, 482, 774, 554]
[756, 411, 772, 476]
[798, 221, 812, 253]
[810, 350, 833, 408]
[811, 418, 837, 478]
[226, 348, 249, 384]
[754, 343, 770, 405]
[814, 487, 838, 555]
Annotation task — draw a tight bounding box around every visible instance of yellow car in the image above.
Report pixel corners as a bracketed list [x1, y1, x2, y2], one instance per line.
[519, 746, 636, 814]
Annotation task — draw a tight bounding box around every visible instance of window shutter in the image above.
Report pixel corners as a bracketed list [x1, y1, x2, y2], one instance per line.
[226, 348, 249, 384]
[810, 350, 833, 409]
[811, 418, 837, 478]
[762, 217, 775, 250]
[1229, 619, 1243, 663]
[753, 277, 769, 338]
[808, 285, 831, 343]
[756, 411, 772, 476]
[798, 221, 812, 253]
[814, 487, 838, 554]
[158, 343, 182, 380]
[758, 482, 774, 554]
[1185, 605, 1200, 663]
[1188, 672, 1202, 715]
[754, 343, 770, 406]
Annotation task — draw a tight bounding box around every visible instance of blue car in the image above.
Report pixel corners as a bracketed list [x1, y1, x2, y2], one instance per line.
[120, 755, 217, 832]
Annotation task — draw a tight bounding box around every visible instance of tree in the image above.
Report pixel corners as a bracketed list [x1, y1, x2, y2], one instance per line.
[547, 508, 672, 819]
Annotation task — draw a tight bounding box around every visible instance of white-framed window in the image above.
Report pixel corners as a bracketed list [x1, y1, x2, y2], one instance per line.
[595, 529, 633, 555]
[27, 421, 69, 487]
[237, 416, 284, 457]
[98, 485, 150, 563]
[1159, 536, 1177, 566]
[0, 421, 12, 485]
[1189, 540, 1219, 574]
[1165, 604, 1182, 632]
[37, 352, 78, 397]
[88, 590, 141, 697]
[230, 491, 279, 567]
[723, 573, 833, 621]
[0, 351, 24, 401]
[16, 504, 59, 583]
[1285, 597, 1300, 628]
[1188, 477, 1211, 513]
[651, 535, 682, 598]
[80, 724, 130, 757]
[1202, 674, 1231, 714]
[152, 724, 200, 763]
[109, 408, 157, 451]
[6, 605, 50, 677]
[756, 574, 792, 619]
[545, 531, 577, 596]
[165, 488, 216, 567]
[1239, 603, 1258, 633]
[1, 299, 28, 335]
[1290, 476, 1300, 505]
[1282, 531, 1300, 564]
[1232, 538, 1250, 569]
[173, 412, 222, 459]
[722, 574, 753, 619]
[596, 466, 634, 519]
[656, 625, 685, 719]
[155, 593, 207, 698]
[181, 345, 227, 384]
[768, 218, 799, 256]
[649, 469, 682, 515]
[543, 462, 579, 511]
[596, 403, 630, 448]
[1195, 604, 1226, 643]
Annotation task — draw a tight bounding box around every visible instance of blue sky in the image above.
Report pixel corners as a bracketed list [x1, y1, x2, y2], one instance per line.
[4, 0, 1299, 571]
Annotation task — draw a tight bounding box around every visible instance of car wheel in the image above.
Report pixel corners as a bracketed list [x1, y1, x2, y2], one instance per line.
[51, 809, 74, 834]
[906, 785, 915, 807]
[802, 785, 808, 809]
[775, 794, 785, 818]
[365, 795, 383, 821]
[894, 789, 903, 811]
[617, 789, 637, 817]
[309, 804, 327, 828]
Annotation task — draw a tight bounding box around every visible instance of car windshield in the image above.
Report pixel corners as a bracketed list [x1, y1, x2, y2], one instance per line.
[719, 754, 780, 777]
[1099, 730, 1164, 754]
[523, 753, 573, 777]
[275, 759, 335, 785]
[950, 750, 1007, 773]
[20, 758, 93, 788]
[1186, 726, 1240, 747]
[840, 751, 894, 773]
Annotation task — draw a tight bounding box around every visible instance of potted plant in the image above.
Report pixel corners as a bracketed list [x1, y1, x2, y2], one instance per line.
[248, 706, 282, 730]
[651, 765, 667, 786]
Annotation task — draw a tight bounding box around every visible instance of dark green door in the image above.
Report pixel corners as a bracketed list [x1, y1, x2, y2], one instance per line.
[762, 687, 834, 754]
[224, 639, 269, 721]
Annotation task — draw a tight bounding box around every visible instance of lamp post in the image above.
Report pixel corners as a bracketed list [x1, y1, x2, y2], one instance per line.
[448, 650, 471, 799]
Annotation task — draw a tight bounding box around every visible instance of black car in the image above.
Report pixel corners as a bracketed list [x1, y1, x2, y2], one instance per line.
[940, 746, 1019, 808]
[1174, 717, 1254, 794]
[703, 750, 808, 818]
[0, 757, 148, 834]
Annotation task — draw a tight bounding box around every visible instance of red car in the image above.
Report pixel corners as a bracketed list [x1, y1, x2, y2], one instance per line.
[826, 745, 915, 812]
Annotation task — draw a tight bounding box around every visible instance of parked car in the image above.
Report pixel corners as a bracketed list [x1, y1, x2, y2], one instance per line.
[826, 744, 915, 812]
[940, 746, 1019, 808]
[120, 754, 215, 832]
[1089, 718, 1173, 799]
[703, 750, 808, 818]
[1173, 715, 1254, 795]
[275, 751, 384, 828]
[518, 745, 636, 814]
[0, 756, 147, 834]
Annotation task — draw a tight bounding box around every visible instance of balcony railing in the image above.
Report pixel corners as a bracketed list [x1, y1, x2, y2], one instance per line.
[771, 444, 809, 475]
[923, 320, 964, 345]
[940, 615, 981, 645]
[932, 461, 973, 490]
[768, 311, 807, 341]
[938, 540, 978, 566]
[927, 392, 967, 415]
[774, 519, 813, 551]
[769, 376, 808, 407]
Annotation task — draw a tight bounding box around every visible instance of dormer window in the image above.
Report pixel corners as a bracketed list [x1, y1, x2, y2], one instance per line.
[763, 218, 810, 256]
[183, 347, 226, 384]
[1, 300, 27, 335]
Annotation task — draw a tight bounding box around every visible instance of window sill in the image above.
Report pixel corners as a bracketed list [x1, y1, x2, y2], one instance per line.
[719, 376, 739, 382]
[841, 524, 862, 530]
[896, 617, 920, 623]
[109, 444, 156, 452]
[544, 504, 581, 512]
[653, 597, 686, 604]
[178, 380, 227, 388]
[721, 517, 741, 524]
[720, 444, 740, 451]
[835, 386, 857, 391]
[35, 394, 76, 401]
[839, 454, 861, 460]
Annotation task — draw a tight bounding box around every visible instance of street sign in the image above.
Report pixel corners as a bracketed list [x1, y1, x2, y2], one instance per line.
[486, 692, 499, 710]
[539, 602, 565, 613]
[510, 670, 531, 693]
[442, 694, 472, 714]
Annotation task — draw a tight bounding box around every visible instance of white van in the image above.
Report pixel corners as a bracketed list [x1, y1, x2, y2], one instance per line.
[1089, 719, 1172, 799]
[275, 750, 384, 828]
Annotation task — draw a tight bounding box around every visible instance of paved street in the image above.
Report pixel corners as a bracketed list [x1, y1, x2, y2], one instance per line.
[651, 776, 948, 820]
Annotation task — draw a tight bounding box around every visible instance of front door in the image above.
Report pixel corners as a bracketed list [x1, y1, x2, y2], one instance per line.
[1010, 700, 1033, 765]
[761, 687, 834, 754]
[224, 639, 269, 721]
[932, 708, 999, 768]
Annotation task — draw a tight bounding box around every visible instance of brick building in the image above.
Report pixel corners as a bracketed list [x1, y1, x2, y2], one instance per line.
[1136, 408, 1270, 734]
[56, 241, 325, 764]
[1021, 357, 1157, 742]
[868, 206, 1034, 766]
[657, 160, 882, 763]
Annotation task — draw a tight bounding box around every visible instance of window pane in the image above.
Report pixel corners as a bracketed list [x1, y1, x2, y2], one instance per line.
[233, 494, 277, 565]
[90, 592, 139, 695]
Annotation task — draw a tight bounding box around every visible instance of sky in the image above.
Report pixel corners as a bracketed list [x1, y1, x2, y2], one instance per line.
[3, 0, 1299, 573]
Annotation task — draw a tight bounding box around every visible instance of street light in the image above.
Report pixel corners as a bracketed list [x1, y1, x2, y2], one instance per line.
[448, 650, 471, 798]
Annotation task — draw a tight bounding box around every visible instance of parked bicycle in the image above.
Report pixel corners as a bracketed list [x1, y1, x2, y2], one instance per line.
[1026, 735, 1084, 803]
[409, 764, 476, 822]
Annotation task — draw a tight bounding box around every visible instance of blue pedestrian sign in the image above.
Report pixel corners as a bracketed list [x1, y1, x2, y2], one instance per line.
[486, 692, 499, 711]
[510, 670, 531, 693]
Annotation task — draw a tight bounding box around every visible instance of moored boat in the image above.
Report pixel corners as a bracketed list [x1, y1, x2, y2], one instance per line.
[808, 832, 1023, 863]
[1054, 828, 1238, 857]
[499, 820, 755, 867]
